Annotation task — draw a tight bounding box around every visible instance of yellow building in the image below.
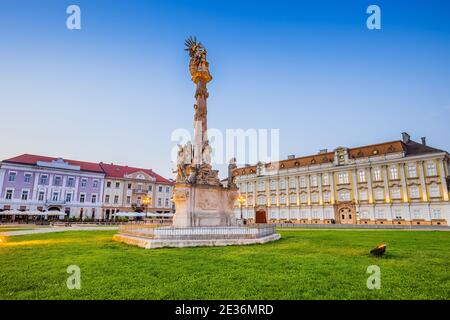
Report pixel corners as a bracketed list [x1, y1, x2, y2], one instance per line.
[233, 133, 449, 226]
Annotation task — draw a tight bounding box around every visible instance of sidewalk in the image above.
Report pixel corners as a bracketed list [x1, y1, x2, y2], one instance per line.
[0, 226, 118, 237]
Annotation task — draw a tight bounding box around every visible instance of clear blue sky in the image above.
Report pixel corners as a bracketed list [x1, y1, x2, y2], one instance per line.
[1, 0, 449, 178]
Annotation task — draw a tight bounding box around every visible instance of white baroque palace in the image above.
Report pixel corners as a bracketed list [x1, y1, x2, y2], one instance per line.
[233, 133, 450, 226]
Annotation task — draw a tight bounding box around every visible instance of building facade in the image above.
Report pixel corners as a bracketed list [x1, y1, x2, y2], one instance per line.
[0, 154, 174, 220]
[100, 163, 174, 219]
[0, 155, 105, 219]
[233, 133, 450, 226]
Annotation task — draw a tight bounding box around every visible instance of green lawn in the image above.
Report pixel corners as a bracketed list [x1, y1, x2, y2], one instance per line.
[0, 229, 449, 299]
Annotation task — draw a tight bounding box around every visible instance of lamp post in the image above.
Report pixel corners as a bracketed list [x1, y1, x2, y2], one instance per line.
[143, 196, 152, 221]
[237, 195, 246, 221]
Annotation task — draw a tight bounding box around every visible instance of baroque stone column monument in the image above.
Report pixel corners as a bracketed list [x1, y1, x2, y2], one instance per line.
[113, 37, 280, 248]
[172, 36, 239, 228]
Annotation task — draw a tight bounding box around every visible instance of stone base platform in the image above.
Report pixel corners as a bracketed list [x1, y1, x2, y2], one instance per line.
[112, 225, 281, 249]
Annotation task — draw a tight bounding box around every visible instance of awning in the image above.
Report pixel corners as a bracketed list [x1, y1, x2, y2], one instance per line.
[0, 210, 24, 215]
[112, 212, 147, 217]
[46, 210, 67, 216]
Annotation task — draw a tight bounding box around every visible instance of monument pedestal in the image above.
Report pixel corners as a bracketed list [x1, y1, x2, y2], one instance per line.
[172, 184, 239, 228]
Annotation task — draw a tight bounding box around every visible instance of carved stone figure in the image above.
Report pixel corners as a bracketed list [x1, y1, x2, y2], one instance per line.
[202, 141, 212, 165]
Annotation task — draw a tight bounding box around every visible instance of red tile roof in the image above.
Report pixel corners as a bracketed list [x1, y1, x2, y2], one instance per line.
[99, 163, 174, 184]
[3, 154, 104, 173]
[2, 154, 174, 184]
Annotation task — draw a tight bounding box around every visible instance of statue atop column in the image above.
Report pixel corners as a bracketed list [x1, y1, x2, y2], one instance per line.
[175, 36, 221, 187]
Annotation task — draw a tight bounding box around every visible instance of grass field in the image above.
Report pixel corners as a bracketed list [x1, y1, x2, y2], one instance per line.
[0, 229, 449, 300]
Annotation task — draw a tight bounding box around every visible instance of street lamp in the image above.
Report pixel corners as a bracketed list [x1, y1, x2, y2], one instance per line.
[143, 196, 152, 219]
[237, 195, 246, 221]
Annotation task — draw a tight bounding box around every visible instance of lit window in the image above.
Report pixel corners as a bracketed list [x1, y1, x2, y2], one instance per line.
[426, 162, 437, 176]
[433, 209, 441, 219]
[391, 188, 401, 199]
[409, 186, 420, 198]
[408, 163, 417, 178]
[300, 176, 306, 188]
[300, 193, 307, 203]
[258, 181, 265, 191]
[338, 190, 351, 201]
[323, 191, 330, 202]
[359, 190, 368, 201]
[358, 170, 366, 183]
[312, 210, 319, 219]
[338, 172, 349, 184]
[289, 194, 296, 204]
[429, 185, 440, 198]
[373, 168, 382, 181]
[360, 210, 369, 219]
[389, 166, 398, 180]
[258, 196, 266, 205]
[374, 188, 384, 200]
[322, 174, 329, 186]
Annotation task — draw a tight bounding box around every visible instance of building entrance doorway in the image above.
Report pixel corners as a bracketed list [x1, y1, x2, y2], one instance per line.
[339, 207, 354, 224]
[255, 209, 267, 224]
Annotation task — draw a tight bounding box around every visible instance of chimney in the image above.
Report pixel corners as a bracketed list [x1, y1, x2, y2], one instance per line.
[319, 149, 328, 154]
[287, 155, 295, 159]
[421, 137, 426, 146]
[401, 132, 410, 143]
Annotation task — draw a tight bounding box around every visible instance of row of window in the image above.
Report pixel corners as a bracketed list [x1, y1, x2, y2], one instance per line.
[7, 172, 99, 188]
[359, 208, 442, 220]
[105, 180, 171, 193]
[243, 184, 442, 206]
[243, 209, 442, 220]
[240, 161, 440, 191]
[4, 189, 98, 203]
[104, 195, 171, 207]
